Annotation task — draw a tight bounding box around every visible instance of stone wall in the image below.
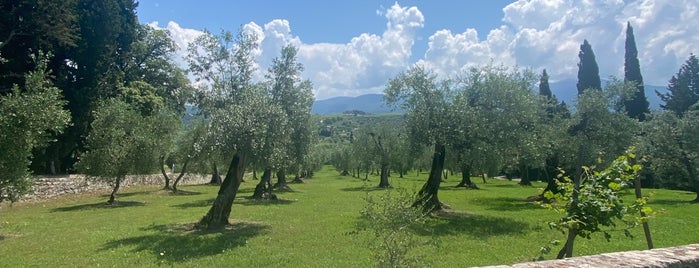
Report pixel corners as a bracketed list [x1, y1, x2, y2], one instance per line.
[483, 244, 699, 268]
[22, 173, 211, 201]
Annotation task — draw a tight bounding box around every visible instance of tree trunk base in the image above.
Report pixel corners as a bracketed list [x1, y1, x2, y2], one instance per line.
[273, 183, 293, 192]
[455, 182, 479, 189]
[291, 178, 304, 184]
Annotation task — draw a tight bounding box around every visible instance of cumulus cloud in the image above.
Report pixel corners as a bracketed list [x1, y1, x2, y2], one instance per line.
[147, 21, 204, 68]
[149, 0, 698, 100]
[419, 0, 699, 86]
[295, 3, 424, 99]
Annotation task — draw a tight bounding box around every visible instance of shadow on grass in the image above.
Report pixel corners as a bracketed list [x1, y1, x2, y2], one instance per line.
[421, 210, 530, 239]
[649, 198, 698, 206]
[163, 190, 202, 196]
[172, 198, 216, 209]
[99, 190, 155, 198]
[101, 222, 270, 264]
[340, 186, 390, 192]
[237, 198, 296, 206]
[473, 197, 542, 211]
[52, 201, 146, 212]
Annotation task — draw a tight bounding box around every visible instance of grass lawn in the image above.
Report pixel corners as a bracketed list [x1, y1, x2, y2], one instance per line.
[1, 166, 698, 267]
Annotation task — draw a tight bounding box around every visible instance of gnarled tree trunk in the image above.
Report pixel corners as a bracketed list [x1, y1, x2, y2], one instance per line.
[108, 177, 123, 205]
[274, 169, 288, 188]
[209, 162, 222, 185]
[519, 163, 532, 186]
[413, 143, 446, 213]
[252, 168, 274, 199]
[172, 157, 191, 193]
[455, 162, 478, 189]
[159, 155, 171, 190]
[378, 162, 390, 188]
[199, 153, 247, 229]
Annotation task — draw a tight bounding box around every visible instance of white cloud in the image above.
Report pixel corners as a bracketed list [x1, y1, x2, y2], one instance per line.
[295, 3, 424, 99]
[419, 0, 699, 86]
[148, 21, 204, 68]
[150, 0, 698, 100]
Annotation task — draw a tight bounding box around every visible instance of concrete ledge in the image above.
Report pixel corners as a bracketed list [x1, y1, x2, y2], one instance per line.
[482, 244, 699, 268]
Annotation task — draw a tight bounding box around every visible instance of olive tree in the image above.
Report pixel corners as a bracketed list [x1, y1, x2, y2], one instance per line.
[450, 65, 542, 189]
[0, 52, 70, 203]
[78, 99, 174, 204]
[187, 29, 287, 228]
[385, 65, 454, 212]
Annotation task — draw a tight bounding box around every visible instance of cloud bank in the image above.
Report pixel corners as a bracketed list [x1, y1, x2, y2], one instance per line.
[151, 0, 699, 100]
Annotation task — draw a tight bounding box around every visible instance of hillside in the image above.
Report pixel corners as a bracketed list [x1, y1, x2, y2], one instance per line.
[311, 81, 669, 115]
[311, 94, 402, 114]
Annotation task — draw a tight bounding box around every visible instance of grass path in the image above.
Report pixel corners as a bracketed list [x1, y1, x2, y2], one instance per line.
[1, 166, 698, 267]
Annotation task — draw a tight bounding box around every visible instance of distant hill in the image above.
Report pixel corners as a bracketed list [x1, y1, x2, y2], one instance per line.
[550, 79, 668, 110]
[310, 81, 669, 115]
[311, 94, 403, 114]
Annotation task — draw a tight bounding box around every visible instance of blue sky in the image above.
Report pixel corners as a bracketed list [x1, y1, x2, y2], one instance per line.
[136, 0, 699, 100]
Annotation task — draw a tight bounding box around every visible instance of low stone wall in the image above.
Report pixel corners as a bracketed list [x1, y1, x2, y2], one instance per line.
[483, 244, 699, 268]
[22, 173, 211, 201]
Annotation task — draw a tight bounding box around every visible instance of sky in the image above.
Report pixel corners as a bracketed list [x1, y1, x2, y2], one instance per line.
[136, 0, 699, 100]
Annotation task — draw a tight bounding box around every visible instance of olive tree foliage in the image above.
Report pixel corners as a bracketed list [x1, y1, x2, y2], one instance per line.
[263, 45, 314, 187]
[0, 52, 70, 203]
[77, 99, 176, 204]
[186, 29, 286, 228]
[569, 81, 639, 169]
[642, 110, 699, 202]
[450, 65, 543, 188]
[385, 65, 454, 212]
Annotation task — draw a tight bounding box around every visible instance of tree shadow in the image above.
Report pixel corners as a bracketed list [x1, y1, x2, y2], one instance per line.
[236, 198, 296, 206]
[172, 198, 216, 209]
[340, 186, 390, 192]
[101, 222, 270, 264]
[473, 197, 543, 211]
[649, 198, 698, 206]
[420, 210, 530, 239]
[163, 190, 202, 196]
[52, 201, 146, 212]
[99, 190, 155, 198]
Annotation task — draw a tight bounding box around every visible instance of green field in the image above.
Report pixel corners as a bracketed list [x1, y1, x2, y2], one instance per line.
[1, 166, 697, 267]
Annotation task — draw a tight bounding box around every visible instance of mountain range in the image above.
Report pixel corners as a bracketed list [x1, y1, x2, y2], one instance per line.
[311, 79, 669, 114]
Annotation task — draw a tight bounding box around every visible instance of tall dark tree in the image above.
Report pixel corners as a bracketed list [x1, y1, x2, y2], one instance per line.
[539, 69, 552, 98]
[623, 22, 650, 121]
[658, 54, 699, 115]
[576, 40, 601, 95]
[36, 0, 140, 174]
[0, 0, 78, 94]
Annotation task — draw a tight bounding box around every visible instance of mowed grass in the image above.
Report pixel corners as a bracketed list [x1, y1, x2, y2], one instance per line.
[1, 166, 698, 267]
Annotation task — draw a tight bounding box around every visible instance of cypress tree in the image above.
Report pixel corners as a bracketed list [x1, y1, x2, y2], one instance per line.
[623, 22, 650, 121]
[576, 40, 601, 95]
[539, 69, 552, 98]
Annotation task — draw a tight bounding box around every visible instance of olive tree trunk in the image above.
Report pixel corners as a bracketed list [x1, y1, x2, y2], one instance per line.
[413, 143, 446, 213]
[209, 162, 222, 185]
[159, 155, 171, 190]
[378, 162, 391, 188]
[107, 177, 123, 205]
[455, 162, 478, 189]
[252, 168, 273, 199]
[274, 169, 288, 188]
[171, 157, 191, 193]
[198, 153, 247, 229]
